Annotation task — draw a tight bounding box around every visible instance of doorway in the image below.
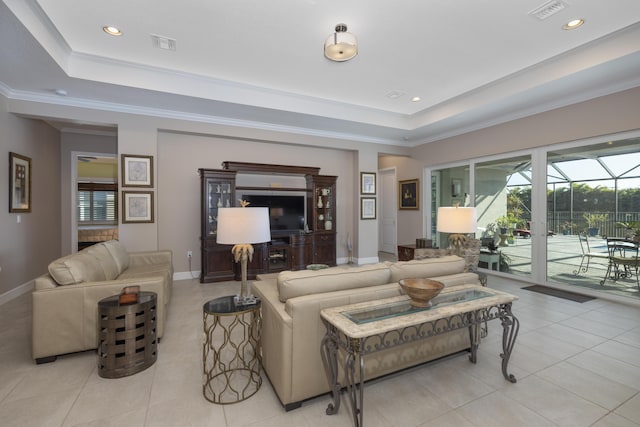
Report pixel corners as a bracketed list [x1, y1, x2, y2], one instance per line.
[379, 168, 397, 255]
[73, 152, 118, 252]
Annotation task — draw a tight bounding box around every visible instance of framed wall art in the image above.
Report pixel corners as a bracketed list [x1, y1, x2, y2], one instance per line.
[360, 172, 376, 195]
[399, 179, 419, 210]
[122, 191, 154, 223]
[9, 152, 32, 213]
[121, 154, 153, 188]
[360, 197, 376, 220]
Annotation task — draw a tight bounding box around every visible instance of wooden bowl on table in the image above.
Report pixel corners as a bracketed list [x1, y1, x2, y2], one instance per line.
[398, 278, 445, 308]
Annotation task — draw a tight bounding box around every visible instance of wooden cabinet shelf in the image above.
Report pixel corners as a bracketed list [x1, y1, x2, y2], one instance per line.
[235, 186, 311, 192]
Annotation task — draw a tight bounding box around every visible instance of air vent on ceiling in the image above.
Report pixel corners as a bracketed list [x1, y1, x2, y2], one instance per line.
[151, 34, 177, 51]
[529, 0, 567, 20]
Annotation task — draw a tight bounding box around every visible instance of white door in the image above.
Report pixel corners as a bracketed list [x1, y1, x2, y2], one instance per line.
[379, 168, 397, 254]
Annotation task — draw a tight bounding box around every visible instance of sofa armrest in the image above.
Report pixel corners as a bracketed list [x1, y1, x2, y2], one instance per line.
[251, 279, 294, 404]
[129, 250, 173, 267]
[32, 276, 166, 360]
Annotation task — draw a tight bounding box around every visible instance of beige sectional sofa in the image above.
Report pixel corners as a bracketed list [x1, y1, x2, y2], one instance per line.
[252, 255, 479, 410]
[32, 240, 173, 363]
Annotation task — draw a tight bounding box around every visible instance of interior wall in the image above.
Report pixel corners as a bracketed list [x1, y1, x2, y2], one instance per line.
[117, 122, 158, 252]
[378, 155, 425, 246]
[6, 98, 408, 274]
[157, 132, 356, 274]
[410, 87, 640, 165]
[0, 97, 61, 298]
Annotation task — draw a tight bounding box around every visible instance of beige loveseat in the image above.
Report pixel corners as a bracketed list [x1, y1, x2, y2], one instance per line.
[32, 240, 173, 363]
[252, 255, 479, 410]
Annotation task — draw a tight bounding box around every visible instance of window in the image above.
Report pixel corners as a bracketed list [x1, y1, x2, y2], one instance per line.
[77, 182, 118, 224]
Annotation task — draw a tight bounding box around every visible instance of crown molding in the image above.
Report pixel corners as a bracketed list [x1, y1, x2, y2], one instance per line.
[4, 86, 405, 146]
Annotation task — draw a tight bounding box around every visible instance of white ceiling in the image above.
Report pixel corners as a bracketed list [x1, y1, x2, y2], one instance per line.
[2, 0, 640, 145]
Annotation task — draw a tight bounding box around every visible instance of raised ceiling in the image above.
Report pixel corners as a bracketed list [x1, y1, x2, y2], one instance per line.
[1, 0, 640, 145]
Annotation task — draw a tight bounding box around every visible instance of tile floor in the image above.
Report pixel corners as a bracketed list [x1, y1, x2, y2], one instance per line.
[1, 275, 640, 426]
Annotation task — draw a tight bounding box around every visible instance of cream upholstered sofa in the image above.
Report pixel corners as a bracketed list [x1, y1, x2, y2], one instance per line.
[251, 255, 480, 410]
[32, 240, 173, 363]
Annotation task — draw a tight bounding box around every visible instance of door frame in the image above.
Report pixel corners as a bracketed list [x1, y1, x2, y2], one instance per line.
[378, 167, 397, 254]
[71, 151, 117, 253]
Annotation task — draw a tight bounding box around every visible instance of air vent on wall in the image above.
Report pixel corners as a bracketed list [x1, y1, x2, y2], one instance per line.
[151, 34, 177, 50]
[529, 0, 567, 20]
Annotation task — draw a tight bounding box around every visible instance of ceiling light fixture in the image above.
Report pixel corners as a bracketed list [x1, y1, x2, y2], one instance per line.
[324, 23, 357, 62]
[411, 96, 422, 102]
[563, 19, 584, 30]
[103, 26, 122, 36]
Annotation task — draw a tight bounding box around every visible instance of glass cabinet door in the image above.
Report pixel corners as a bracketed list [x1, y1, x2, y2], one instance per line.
[205, 179, 235, 236]
[315, 185, 334, 231]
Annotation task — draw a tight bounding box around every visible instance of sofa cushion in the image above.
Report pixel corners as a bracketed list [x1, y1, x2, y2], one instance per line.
[85, 243, 119, 280]
[101, 240, 130, 274]
[388, 256, 465, 283]
[277, 263, 391, 302]
[48, 252, 107, 285]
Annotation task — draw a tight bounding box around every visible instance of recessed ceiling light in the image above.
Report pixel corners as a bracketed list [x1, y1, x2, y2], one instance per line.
[563, 19, 584, 30]
[411, 96, 421, 102]
[386, 91, 405, 99]
[103, 26, 122, 36]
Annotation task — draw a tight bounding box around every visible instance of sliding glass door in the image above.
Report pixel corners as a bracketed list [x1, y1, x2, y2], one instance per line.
[474, 155, 532, 277]
[430, 165, 469, 249]
[546, 137, 640, 298]
[426, 132, 640, 300]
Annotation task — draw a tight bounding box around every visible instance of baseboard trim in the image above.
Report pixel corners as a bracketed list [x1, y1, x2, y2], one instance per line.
[174, 270, 200, 281]
[0, 280, 34, 306]
[336, 256, 349, 265]
[356, 256, 379, 265]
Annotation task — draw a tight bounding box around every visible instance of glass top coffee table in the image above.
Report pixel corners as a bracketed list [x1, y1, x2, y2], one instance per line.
[320, 284, 519, 427]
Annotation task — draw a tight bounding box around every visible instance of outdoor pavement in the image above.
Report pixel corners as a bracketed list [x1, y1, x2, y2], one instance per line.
[499, 234, 640, 301]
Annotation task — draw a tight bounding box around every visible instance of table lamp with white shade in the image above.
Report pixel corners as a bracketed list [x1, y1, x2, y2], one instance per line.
[436, 204, 477, 257]
[216, 203, 271, 305]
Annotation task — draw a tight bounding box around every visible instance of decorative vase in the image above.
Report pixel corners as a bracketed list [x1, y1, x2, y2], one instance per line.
[324, 219, 332, 230]
[317, 196, 323, 208]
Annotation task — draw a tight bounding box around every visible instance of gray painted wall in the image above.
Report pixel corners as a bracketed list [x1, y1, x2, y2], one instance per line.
[0, 101, 61, 298]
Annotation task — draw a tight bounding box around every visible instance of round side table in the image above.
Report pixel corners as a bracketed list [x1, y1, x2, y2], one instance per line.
[202, 296, 262, 404]
[97, 291, 158, 378]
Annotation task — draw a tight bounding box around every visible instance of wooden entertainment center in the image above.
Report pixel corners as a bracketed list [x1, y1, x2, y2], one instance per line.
[199, 162, 337, 283]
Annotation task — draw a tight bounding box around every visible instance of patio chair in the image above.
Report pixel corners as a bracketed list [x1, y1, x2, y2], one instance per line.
[573, 232, 608, 275]
[600, 238, 640, 290]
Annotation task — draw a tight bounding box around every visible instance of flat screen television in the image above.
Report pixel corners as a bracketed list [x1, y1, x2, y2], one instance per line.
[242, 194, 305, 233]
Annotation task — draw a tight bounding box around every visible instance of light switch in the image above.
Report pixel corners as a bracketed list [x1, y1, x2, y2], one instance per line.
[17, 215, 21, 224]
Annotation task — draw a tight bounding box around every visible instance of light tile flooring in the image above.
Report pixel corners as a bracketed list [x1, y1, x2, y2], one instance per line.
[1, 275, 640, 426]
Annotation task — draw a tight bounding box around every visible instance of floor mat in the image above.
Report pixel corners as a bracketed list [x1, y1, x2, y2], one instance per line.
[522, 285, 596, 303]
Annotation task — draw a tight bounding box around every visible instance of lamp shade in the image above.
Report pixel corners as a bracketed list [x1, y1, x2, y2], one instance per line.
[216, 207, 271, 244]
[436, 206, 477, 234]
[324, 24, 357, 62]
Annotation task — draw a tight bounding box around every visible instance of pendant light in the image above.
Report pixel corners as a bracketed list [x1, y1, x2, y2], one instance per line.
[324, 23, 357, 62]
